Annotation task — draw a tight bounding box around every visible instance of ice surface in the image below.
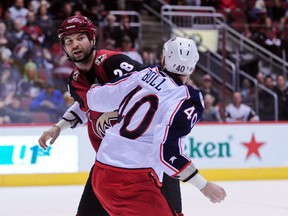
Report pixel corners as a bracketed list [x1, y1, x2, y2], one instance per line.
[0, 180, 287, 216]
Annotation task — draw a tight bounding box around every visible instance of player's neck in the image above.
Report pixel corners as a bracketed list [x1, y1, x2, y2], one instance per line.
[75, 50, 96, 72]
[181, 75, 189, 84]
[165, 70, 187, 84]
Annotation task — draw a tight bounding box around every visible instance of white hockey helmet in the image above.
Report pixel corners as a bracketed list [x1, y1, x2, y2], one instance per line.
[162, 37, 199, 75]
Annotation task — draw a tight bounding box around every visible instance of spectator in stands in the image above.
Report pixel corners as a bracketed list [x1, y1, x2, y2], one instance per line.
[250, 25, 267, 47]
[264, 74, 275, 89]
[256, 71, 265, 85]
[1, 94, 33, 123]
[83, 0, 106, 25]
[51, 1, 74, 20]
[225, 91, 260, 122]
[240, 78, 255, 109]
[0, 102, 11, 124]
[17, 60, 42, 98]
[113, 15, 138, 49]
[6, 17, 29, 52]
[266, 0, 286, 30]
[36, 2, 56, 48]
[117, 35, 143, 63]
[27, 0, 40, 13]
[0, 23, 13, 64]
[103, 38, 116, 50]
[29, 82, 66, 122]
[0, 47, 14, 71]
[22, 10, 44, 46]
[248, 0, 267, 23]
[201, 94, 222, 122]
[8, 0, 29, 26]
[0, 21, 8, 39]
[62, 1, 75, 18]
[39, 47, 54, 77]
[141, 49, 159, 66]
[0, 39, 21, 83]
[0, 38, 12, 66]
[0, 68, 17, 103]
[103, 14, 117, 43]
[0, 68, 22, 124]
[23, 10, 51, 68]
[141, 49, 151, 66]
[243, 25, 253, 40]
[2, 9, 14, 31]
[218, 0, 237, 24]
[259, 75, 276, 121]
[273, 74, 288, 120]
[263, 28, 282, 57]
[199, 74, 220, 107]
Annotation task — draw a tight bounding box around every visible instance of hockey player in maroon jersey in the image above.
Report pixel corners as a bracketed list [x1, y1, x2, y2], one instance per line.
[87, 37, 226, 215]
[38, 15, 185, 216]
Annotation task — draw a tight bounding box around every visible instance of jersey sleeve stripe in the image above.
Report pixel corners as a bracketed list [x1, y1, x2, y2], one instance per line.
[159, 99, 186, 172]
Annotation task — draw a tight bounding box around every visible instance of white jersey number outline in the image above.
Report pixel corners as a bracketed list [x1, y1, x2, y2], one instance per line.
[113, 62, 134, 77]
[184, 106, 198, 128]
[118, 85, 158, 139]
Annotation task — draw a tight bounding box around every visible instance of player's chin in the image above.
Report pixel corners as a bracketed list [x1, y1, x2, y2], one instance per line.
[71, 55, 85, 62]
[73, 53, 84, 59]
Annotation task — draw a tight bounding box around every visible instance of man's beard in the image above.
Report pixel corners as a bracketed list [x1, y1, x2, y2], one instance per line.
[70, 47, 94, 63]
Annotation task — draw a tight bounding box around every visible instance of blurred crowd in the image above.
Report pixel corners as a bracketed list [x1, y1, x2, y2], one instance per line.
[0, 0, 287, 124]
[186, 72, 288, 123]
[0, 0, 145, 124]
[158, 0, 288, 122]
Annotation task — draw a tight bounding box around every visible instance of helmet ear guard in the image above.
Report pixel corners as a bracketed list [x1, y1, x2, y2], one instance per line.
[162, 37, 199, 76]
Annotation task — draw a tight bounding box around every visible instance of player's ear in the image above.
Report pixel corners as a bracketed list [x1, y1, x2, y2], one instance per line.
[160, 57, 165, 69]
[91, 38, 96, 49]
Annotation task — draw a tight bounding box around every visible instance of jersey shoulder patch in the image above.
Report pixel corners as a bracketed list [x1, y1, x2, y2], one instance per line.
[69, 67, 80, 82]
[95, 50, 122, 66]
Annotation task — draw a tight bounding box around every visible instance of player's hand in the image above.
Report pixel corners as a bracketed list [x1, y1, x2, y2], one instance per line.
[38, 125, 61, 150]
[200, 182, 226, 203]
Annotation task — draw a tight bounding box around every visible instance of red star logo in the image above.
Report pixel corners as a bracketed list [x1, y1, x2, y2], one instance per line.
[242, 133, 265, 160]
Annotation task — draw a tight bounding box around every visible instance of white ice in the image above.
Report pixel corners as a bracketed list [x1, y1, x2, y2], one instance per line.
[0, 180, 287, 216]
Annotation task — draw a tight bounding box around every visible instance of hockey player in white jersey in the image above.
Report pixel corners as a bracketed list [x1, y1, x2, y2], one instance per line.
[87, 37, 226, 216]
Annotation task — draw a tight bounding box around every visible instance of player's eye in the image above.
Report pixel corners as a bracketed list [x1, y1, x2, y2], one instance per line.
[78, 35, 86, 41]
[64, 39, 72, 45]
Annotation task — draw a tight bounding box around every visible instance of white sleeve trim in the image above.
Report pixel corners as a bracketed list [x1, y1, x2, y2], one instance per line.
[54, 119, 73, 131]
[62, 101, 87, 128]
[187, 173, 208, 190]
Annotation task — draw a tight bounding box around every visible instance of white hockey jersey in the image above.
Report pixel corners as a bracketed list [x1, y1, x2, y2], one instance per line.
[87, 67, 204, 184]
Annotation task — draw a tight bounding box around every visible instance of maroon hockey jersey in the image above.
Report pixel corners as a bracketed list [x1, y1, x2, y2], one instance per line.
[67, 49, 145, 151]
